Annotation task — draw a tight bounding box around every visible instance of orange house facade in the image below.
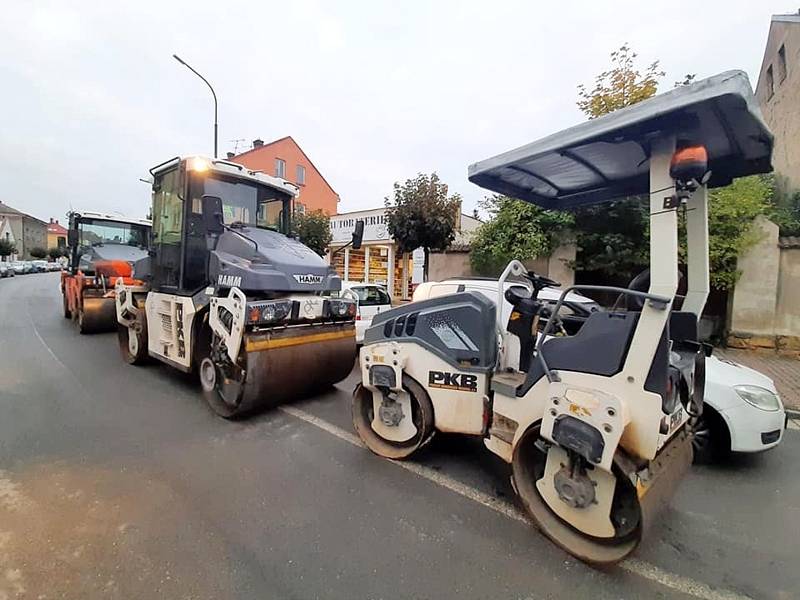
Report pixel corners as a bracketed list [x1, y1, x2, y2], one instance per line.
[232, 137, 339, 215]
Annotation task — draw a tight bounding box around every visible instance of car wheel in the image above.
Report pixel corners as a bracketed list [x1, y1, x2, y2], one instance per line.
[692, 406, 730, 464]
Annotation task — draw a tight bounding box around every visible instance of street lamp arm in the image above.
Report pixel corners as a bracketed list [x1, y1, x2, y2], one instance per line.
[173, 53, 218, 158]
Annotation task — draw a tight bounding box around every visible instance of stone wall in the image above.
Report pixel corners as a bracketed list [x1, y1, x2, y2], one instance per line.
[428, 242, 576, 286]
[728, 217, 800, 356]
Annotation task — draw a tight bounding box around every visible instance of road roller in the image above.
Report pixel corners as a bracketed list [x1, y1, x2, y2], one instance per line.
[61, 210, 152, 333]
[115, 155, 363, 418]
[352, 71, 774, 564]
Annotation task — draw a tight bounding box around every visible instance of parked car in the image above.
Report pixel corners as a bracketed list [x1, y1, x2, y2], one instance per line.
[338, 281, 393, 343]
[413, 277, 786, 463]
[31, 260, 49, 273]
[47, 262, 61, 271]
[10, 261, 28, 275]
[0, 263, 13, 278]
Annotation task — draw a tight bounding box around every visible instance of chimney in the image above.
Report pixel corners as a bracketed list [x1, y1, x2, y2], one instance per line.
[226, 152, 236, 159]
[252, 138, 264, 148]
[49, 217, 54, 223]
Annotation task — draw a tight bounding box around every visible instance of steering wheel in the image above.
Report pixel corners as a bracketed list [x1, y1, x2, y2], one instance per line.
[523, 270, 561, 294]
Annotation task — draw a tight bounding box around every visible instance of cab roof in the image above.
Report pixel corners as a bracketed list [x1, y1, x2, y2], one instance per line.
[468, 70, 773, 209]
[73, 210, 151, 227]
[150, 156, 300, 199]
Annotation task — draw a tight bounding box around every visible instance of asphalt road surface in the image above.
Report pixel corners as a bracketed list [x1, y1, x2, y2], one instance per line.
[1, 273, 798, 600]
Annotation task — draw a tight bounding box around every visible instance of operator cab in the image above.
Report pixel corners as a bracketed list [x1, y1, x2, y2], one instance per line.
[146, 156, 337, 297]
[67, 211, 151, 276]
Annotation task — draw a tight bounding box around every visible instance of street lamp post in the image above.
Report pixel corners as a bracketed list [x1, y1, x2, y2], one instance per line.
[173, 54, 218, 158]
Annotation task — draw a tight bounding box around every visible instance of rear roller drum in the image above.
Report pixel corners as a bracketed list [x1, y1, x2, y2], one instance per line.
[512, 425, 641, 565]
[352, 375, 435, 460]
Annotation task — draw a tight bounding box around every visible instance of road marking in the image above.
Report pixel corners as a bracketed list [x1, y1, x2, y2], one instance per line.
[280, 405, 751, 600]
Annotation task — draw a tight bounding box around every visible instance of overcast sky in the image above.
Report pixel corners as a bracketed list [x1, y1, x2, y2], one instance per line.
[0, 1, 790, 222]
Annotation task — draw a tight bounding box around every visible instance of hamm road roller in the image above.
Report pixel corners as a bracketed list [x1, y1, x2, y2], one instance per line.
[352, 71, 773, 564]
[61, 210, 151, 333]
[115, 156, 363, 418]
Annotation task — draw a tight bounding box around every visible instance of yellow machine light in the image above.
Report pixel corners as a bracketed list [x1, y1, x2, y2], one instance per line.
[190, 157, 211, 172]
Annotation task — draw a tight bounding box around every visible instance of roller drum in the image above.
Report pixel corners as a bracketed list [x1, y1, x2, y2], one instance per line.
[79, 297, 118, 334]
[205, 322, 357, 418]
[512, 426, 693, 565]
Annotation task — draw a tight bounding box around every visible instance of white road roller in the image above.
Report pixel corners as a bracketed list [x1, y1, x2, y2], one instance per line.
[352, 71, 774, 564]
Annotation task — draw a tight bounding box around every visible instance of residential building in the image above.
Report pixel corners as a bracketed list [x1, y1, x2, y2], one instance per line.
[328, 206, 481, 300]
[0, 201, 47, 260]
[231, 137, 340, 215]
[47, 218, 68, 249]
[756, 11, 800, 194]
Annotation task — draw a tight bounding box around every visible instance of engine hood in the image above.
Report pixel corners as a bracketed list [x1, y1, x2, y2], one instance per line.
[706, 355, 777, 393]
[210, 226, 341, 293]
[78, 244, 149, 273]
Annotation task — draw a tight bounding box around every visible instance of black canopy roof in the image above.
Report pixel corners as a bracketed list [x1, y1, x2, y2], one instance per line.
[468, 70, 773, 209]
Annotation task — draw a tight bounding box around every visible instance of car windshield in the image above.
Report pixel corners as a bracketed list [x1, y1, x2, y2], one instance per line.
[79, 219, 148, 247]
[351, 286, 391, 306]
[202, 175, 291, 234]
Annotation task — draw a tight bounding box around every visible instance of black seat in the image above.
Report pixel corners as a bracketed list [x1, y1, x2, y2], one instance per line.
[516, 311, 640, 397]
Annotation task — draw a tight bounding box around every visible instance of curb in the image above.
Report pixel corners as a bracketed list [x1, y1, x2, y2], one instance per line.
[786, 408, 800, 419]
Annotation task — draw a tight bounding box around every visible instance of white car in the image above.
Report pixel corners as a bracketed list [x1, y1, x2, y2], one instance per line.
[339, 281, 393, 344]
[413, 277, 786, 462]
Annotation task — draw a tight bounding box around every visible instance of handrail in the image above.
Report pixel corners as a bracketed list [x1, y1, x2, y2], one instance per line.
[534, 285, 671, 383]
[496, 260, 529, 332]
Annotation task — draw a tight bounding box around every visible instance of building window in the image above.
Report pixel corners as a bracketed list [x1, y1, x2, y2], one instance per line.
[766, 65, 775, 99]
[275, 158, 286, 178]
[296, 164, 306, 185]
[778, 44, 787, 83]
[295, 202, 306, 215]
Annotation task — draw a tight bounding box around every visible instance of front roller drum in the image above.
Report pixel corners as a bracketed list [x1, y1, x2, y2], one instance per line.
[78, 297, 117, 334]
[352, 375, 436, 460]
[512, 425, 693, 565]
[202, 323, 358, 419]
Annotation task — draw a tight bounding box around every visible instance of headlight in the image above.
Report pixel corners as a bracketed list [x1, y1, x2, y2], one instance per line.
[247, 300, 293, 324]
[733, 385, 781, 412]
[327, 299, 356, 319]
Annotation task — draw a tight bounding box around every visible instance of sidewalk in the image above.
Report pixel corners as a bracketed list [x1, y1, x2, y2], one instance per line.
[714, 348, 800, 416]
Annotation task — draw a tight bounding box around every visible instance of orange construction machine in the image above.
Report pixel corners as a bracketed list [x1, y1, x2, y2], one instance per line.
[61, 211, 151, 333]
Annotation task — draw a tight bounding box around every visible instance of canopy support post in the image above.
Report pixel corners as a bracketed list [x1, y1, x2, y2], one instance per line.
[682, 185, 710, 319]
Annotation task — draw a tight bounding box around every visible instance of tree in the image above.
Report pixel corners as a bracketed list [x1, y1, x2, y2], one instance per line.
[703, 174, 774, 289]
[769, 181, 800, 236]
[0, 239, 16, 259]
[576, 44, 664, 119]
[293, 209, 332, 257]
[48, 247, 66, 261]
[470, 195, 573, 276]
[385, 173, 460, 280]
[572, 44, 664, 282]
[29, 246, 47, 259]
[573, 44, 773, 289]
